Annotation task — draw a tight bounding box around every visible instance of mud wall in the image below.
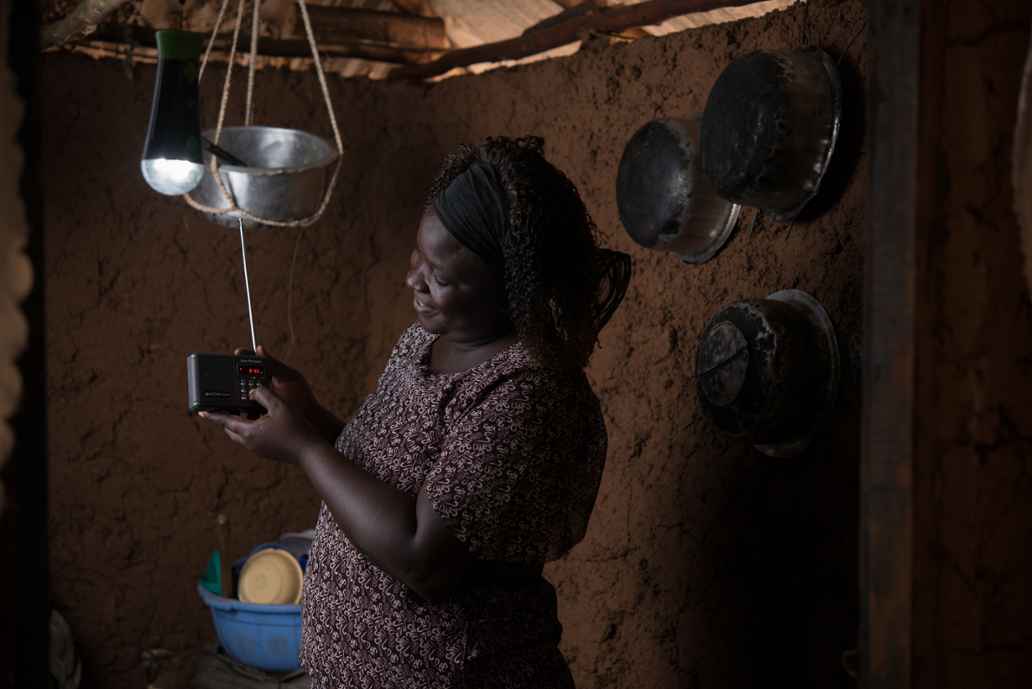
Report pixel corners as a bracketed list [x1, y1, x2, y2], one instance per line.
[911, 1, 1032, 686]
[43, 1, 866, 687]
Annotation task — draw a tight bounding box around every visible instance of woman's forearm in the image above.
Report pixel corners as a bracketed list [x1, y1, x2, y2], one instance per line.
[295, 438, 425, 590]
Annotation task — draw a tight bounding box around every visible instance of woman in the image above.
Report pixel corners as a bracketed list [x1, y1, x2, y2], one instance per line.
[200, 136, 631, 688]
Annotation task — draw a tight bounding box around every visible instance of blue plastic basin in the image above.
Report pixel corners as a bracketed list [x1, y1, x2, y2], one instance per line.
[197, 582, 302, 672]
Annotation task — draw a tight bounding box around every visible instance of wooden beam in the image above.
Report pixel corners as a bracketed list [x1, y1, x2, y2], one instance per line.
[390, 0, 758, 80]
[388, 0, 438, 18]
[300, 5, 448, 50]
[535, 0, 651, 39]
[43, 3, 447, 54]
[528, 0, 603, 33]
[71, 24, 445, 65]
[39, 0, 131, 50]
[862, 1, 920, 687]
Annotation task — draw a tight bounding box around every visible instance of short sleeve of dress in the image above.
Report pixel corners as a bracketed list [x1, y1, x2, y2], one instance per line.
[422, 369, 606, 563]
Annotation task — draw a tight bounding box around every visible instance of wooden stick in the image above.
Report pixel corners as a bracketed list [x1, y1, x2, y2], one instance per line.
[391, 0, 758, 80]
[39, 0, 131, 49]
[388, 0, 437, 18]
[300, 5, 448, 50]
[43, 4, 447, 55]
[539, 1, 651, 40]
[63, 24, 446, 65]
[216, 514, 230, 598]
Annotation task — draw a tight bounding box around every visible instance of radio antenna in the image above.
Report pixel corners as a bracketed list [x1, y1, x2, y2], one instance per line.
[238, 217, 258, 352]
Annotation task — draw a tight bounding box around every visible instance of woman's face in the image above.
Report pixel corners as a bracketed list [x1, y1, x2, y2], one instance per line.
[404, 209, 507, 340]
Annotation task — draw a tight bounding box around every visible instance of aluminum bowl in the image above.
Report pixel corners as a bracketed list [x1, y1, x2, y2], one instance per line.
[187, 126, 339, 228]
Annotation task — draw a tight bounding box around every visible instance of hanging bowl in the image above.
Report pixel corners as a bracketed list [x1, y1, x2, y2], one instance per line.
[186, 126, 339, 228]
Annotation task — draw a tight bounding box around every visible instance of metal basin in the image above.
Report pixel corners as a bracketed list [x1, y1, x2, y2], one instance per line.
[701, 49, 842, 220]
[187, 126, 338, 228]
[617, 116, 741, 264]
[695, 289, 840, 457]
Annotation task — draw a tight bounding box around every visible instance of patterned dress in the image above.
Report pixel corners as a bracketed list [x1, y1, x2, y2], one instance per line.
[299, 323, 608, 689]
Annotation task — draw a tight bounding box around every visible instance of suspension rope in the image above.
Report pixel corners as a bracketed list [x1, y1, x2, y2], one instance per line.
[184, 0, 345, 227]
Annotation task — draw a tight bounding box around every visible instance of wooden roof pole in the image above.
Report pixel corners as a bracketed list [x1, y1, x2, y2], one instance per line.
[76, 23, 447, 64]
[42, 3, 448, 64]
[388, 0, 437, 18]
[301, 5, 448, 50]
[546, 0, 651, 39]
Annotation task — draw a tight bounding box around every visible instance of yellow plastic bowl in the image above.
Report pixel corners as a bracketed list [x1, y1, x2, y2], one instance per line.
[238, 547, 304, 605]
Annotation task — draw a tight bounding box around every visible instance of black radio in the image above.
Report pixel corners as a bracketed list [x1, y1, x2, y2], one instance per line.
[187, 352, 269, 416]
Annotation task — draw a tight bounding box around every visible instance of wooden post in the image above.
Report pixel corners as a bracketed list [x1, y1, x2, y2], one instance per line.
[862, 1, 921, 685]
[863, 1, 1032, 687]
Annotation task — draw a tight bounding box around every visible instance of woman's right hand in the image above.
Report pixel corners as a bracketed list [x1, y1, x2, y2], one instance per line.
[236, 345, 345, 445]
[235, 345, 318, 420]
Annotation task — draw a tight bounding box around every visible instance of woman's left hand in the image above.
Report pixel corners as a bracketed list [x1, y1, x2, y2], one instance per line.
[199, 385, 321, 464]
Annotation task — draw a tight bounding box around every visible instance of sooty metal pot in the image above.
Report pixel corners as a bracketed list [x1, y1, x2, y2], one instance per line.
[616, 116, 741, 264]
[695, 289, 839, 457]
[701, 49, 842, 220]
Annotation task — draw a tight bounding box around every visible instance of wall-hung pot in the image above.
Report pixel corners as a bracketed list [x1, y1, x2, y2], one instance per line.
[695, 289, 839, 457]
[701, 49, 842, 220]
[617, 116, 741, 264]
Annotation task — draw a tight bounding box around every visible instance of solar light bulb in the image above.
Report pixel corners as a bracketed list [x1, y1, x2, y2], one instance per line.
[141, 158, 204, 195]
[141, 30, 204, 196]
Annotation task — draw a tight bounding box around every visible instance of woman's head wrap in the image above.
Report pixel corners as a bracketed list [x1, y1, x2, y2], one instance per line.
[431, 161, 508, 269]
[425, 136, 631, 369]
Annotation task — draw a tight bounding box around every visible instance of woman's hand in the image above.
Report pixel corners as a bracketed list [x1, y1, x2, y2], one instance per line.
[235, 344, 345, 446]
[236, 345, 319, 419]
[199, 385, 323, 464]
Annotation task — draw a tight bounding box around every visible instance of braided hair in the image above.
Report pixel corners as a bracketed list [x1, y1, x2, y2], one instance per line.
[426, 136, 632, 369]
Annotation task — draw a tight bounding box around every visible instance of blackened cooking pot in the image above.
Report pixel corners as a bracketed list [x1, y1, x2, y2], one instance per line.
[695, 289, 840, 457]
[616, 116, 741, 264]
[701, 49, 842, 220]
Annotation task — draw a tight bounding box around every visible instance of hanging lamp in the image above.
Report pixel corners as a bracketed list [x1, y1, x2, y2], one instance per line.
[140, 29, 205, 195]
